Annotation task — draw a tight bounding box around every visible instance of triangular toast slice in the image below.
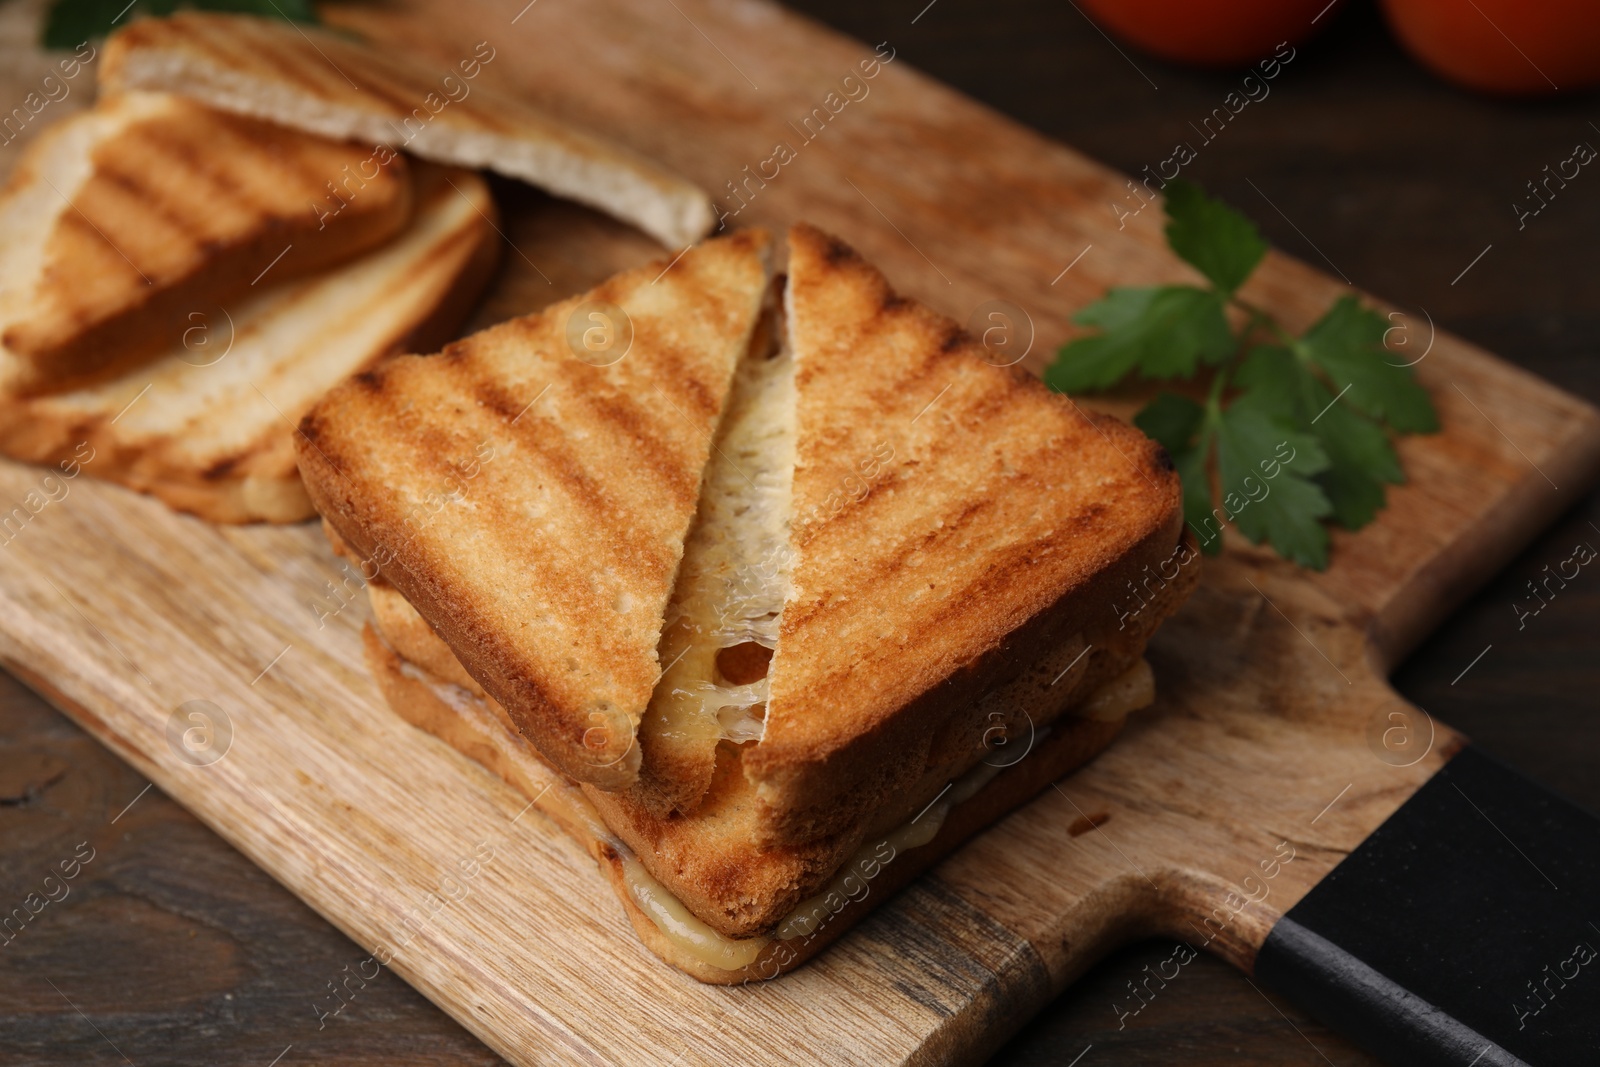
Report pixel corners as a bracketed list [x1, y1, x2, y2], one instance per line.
[296, 230, 772, 786]
[0, 91, 413, 393]
[0, 161, 497, 522]
[742, 224, 1186, 843]
[100, 12, 714, 249]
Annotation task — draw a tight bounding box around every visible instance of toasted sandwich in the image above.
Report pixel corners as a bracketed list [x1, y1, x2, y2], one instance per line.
[0, 91, 413, 393]
[0, 160, 498, 522]
[297, 224, 1196, 980]
[98, 12, 714, 250]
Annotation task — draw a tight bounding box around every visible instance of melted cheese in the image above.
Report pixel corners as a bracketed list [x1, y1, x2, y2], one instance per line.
[649, 336, 795, 746]
[1077, 657, 1154, 722]
[621, 858, 772, 970]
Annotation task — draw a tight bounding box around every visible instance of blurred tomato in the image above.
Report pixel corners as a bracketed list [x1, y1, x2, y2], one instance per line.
[1381, 0, 1600, 96]
[1074, 0, 1340, 68]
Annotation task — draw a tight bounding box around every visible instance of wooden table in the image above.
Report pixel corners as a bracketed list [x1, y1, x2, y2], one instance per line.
[2, 0, 1596, 1064]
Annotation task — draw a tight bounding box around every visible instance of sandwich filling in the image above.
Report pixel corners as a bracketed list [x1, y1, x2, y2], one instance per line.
[636, 294, 796, 814]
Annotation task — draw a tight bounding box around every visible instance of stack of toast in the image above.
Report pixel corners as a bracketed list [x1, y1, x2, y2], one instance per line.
[0, 13, 711, 521]
[297, 224, 1198, 981]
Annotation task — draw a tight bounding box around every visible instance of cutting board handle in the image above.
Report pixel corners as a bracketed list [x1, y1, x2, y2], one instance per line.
[1255, 746, 1600, 1066]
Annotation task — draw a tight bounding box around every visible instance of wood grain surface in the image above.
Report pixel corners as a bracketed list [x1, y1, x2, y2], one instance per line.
[2, 0, 1599, 1064]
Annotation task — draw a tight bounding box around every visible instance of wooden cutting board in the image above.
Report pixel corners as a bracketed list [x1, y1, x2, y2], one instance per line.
[3, 0, 1599, 1063]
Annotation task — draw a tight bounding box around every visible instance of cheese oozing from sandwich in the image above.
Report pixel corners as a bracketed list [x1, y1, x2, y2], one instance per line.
[636, 315, 795, 810]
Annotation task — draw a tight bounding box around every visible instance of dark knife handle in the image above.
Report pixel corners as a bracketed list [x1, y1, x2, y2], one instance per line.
[1255, 746, 1600, 1066]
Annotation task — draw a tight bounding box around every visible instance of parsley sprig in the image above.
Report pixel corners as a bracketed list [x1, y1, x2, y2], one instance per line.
[42, 0, 317, 51]
[1046, 180, 1437, 570]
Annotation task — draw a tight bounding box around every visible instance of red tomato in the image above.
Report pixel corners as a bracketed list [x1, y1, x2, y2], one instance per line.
[1073, 0, 1341, 68]
[1381, 0, 1600, 96]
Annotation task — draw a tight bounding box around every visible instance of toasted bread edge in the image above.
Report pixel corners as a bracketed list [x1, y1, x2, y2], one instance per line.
[364, 620, 1127, 984]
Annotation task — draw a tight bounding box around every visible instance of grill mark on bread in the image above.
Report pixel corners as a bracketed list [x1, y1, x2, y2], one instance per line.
[180, 20, 299, 92]
[229, 27, 462, 134]
[48, 211, 132, 279]
[343, 62, 436, 123]
[102, 11, 716, 250]
[783, 496, 994, 633]
[241, 36, 339, 98]
[191, 121, 336, 203]
[579, 390, 702, 508]
[649, 346, 720, 422]
[6, 163, 493, 521]
[787, 503, 1105, 691]
[472, 379, 531, 427]
[503, 421, 681, 574]
[132, 120, 242, 196]
[89, 158, 208, 257]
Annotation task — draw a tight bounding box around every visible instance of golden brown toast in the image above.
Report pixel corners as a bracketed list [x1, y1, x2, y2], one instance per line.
[0, 91, 412, 393]
[295, 231, 773, 787]
[362, 618, 1145, 982]
[740, 224, 1189, 846]
[99, 12, 714, 249]
[0, 162, 498, 523]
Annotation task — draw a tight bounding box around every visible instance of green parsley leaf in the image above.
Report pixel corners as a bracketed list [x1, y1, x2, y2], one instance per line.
[1214, 397, 1332, 569]
[1163, 179, 1268, 296]
[43, 0, 316, 51]
[1235, 344, 1403, 531]
[1049, 179, 1438, 570]
[1310, 398, 1403, 529]
[1298, 296, 1438, 433]
[1133, 391, 1205, 454]
[1134, 393, 1221, 554]
[1046, 285, 1232, 393]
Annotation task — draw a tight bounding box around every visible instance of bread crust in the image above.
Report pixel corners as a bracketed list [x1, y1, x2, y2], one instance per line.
[363, 621, 1126, 983]
[746, 224, 1188, 845]
[0, 163, 499, 523]
[297, 231, 772, 787]
[100, 12, 714, 249]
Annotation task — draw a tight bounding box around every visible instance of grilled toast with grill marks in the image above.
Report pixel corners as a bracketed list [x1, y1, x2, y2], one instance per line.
[0, 91, 413, 393]
[0, 161, 498, 522]
[99, 12, 714, 249]
[736, 224, 1189, 846]
[295, 230, 773, 787]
